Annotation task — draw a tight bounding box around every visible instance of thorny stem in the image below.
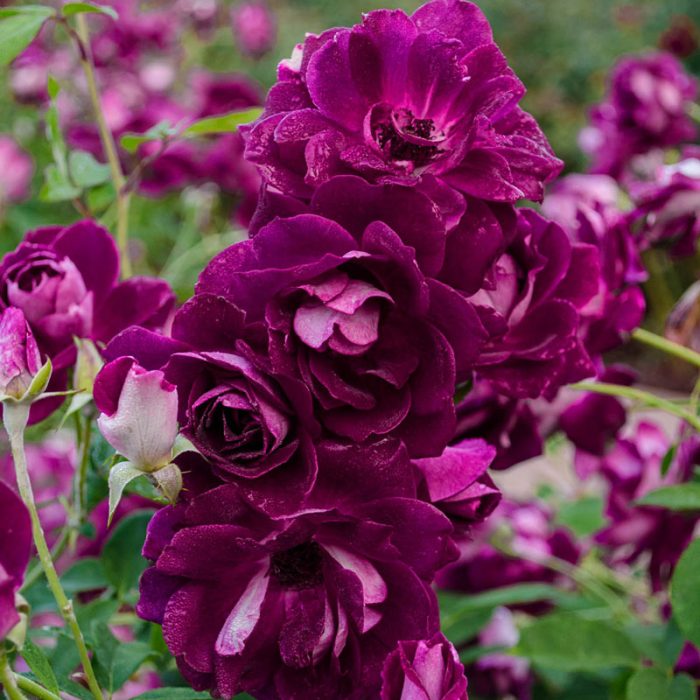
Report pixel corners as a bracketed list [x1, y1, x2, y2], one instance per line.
[72, 14, 131, 278]
[571, 382, 700, 433]
[4, 404, 105, 700]
[0, 648, 27, 700]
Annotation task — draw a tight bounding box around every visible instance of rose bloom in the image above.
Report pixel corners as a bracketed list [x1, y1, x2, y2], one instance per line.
[542, 174, 646, 355]
[195, 212, 485, 457]
[581, 51, 698, 178]
[0, 135, 33, 204]
[105, 293, 321, 516]
[0, 220, 174, 420]
[244, 0, 561, 213]
[469, 209, 598, 399]
[231, 0, 277, 59]
[630, 154, 700, 258]
[137, 447, 456, 699]
[588, 422, 700, 591]
[381, 633, 468, 700]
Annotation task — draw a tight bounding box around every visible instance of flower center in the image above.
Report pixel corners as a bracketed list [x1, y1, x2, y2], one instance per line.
[270, 541, 324, 590]
[371, 105, 444, 170]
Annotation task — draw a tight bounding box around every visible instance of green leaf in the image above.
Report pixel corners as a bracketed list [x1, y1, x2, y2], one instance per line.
[20, 638, 60, 695]
[131, 690, 213, 700]
[112, 642, 155, 691]
[101, 510, 154, 598]
[516, 613, 640, 671]
[62, 2, 118, 20]
[0, 5, 55, 17]
[60, 558, 110, 594]
[0, 12, 53, 67]
[40, 164, 81, 202]
[670, 674, 697, 700]
[636, 484, 700, 511]
[74, 599, 119, 645]
[671, 539, 700, 647]
[626, 667, 695, 700]
[555, 496, 607, 537]
[108, 461, 147, 525]
[68, 150, 112, 188]
[182, 108, 263, 137]
[120, 121, 176, 153]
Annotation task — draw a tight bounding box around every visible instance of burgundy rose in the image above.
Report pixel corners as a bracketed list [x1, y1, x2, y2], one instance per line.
[137, 447, 456, 699]
[381, 633, 469, 700]
[470, 209, 598, 399]
[244, 0, 561, 213]
[196, 213, 486, 456]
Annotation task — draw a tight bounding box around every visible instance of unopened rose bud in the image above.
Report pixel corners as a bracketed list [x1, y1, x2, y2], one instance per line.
[0, 307, 49, 402]
[94, 356, 178, 470]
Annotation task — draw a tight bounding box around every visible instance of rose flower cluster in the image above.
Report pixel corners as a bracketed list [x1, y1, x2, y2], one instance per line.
[0, 1, 611, 698]
[78, 1, 612, 697]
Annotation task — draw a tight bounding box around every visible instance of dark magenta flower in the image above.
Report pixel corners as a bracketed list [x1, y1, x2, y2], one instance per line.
[469, 209, 598, 399]
[0, 220, 174, 420]
[380, 633, 468, 700]
[0, 479, 32, 640]
[197, 213, 485, 456]
[591, 423, 700, 591]
[105, 293, 321, 516]
[231, 1, 277, 59]
[244, 0, 561, 208]
[543, 174, 646, 355]
[453, 379, 543, 471]
[137, 449, 456, 699]
[413, 439, 500, 530]
[467, 607, 532, 700]
[0, 135, 33, 204]
[436, 500, 580, 597]
[630, 154, 700, 258]
[581, 52, 698, 178]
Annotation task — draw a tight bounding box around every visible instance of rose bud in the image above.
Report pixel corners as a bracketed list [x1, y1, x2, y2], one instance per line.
[94, 356, 181, 520]
[0, 306, 49, 402]
[381, 633, 469, 700]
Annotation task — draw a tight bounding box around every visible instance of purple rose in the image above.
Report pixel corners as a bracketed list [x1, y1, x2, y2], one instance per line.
[380, 633, 469, 700]
[559, 365, 635, 458]
[453, 379, 543, 470]
[105, 293, 321, 516]
[0, 479, 31, 640]
[590, 423, 700, 591]
[137, 449, 456, 698]
[0, 135, 33, 204]
[0, 307, 42, 401]
[231, 1, 277, 59]
[0, 221, 174, 359]
[197, 213, 485, 456]
[543, 174, 646, 355]
[436, 500, 580, 597]
[581, 52, 698, 178]
[470, 209, 598, 399]
[468, 607, 532, 700]
[630, 154, 700, 258]
[244, 0, 561, 209]
[413, 439, 500, 530]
